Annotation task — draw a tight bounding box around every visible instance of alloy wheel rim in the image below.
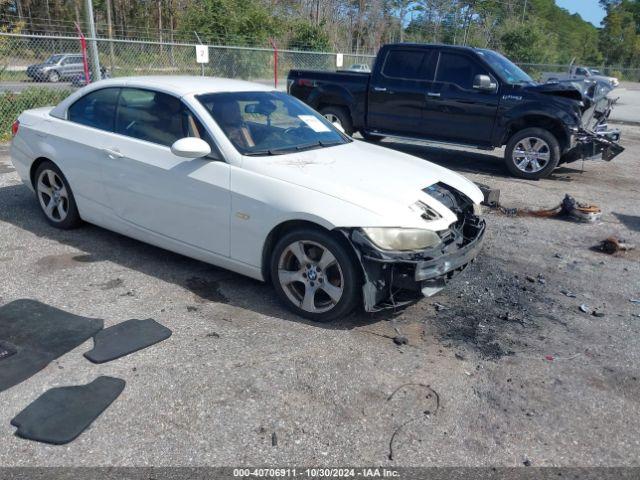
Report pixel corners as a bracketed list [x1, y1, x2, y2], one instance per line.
[277, 240, 344, 314]
[37, 169, 69, 222]
[513, 137, 551, 173]
[323, 113, 340, 126]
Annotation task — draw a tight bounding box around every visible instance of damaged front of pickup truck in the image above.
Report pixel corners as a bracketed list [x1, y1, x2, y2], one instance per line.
[340, 183, 486, 312]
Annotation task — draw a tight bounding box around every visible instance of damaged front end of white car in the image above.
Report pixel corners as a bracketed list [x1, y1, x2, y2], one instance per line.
[340, 182, 486, 312]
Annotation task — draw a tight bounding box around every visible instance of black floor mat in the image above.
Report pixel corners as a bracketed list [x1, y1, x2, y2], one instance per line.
[84, 318, 172, 364]
[11, 376, 125, 445]
[0, 299, 104, 392]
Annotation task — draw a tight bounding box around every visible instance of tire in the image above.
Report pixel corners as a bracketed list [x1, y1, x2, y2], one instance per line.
[270, 227, 361, 322]
[319, 106, 354, 136]
[360, 131, 384, 142]
[34, 161, 82, 229]
[504, 127, 560, 179]
[47, 70, 60, 83]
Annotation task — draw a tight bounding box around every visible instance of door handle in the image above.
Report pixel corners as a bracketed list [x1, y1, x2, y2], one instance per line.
[373, 87, 387, 92]
[102, 147, 124, 159]
[426, 92, 441, 97]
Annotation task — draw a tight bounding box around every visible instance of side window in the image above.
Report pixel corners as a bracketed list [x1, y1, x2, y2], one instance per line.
[72, 56, 84, 64]
[575, 68, 587, 76]
[115, 88, 214, 149]
[381, 50, 436, 81]
[436, 52, 488, 90]
[68, 87, 120, 131]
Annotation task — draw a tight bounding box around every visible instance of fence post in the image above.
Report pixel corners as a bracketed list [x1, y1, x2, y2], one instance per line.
[269, 38, 278, 89]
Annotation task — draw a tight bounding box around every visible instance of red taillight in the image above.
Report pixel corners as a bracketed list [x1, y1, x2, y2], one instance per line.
[11, 120, 19, 137]
[298, 78, 314, 87]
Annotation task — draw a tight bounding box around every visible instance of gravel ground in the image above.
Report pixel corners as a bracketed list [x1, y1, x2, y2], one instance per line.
[0, 125, 638, 467]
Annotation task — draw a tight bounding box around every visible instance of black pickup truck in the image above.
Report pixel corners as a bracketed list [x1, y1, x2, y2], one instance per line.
[287, 43, 623, 179]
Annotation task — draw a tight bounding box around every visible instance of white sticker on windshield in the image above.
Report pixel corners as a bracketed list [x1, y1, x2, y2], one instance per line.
[298, 115, 331, 133]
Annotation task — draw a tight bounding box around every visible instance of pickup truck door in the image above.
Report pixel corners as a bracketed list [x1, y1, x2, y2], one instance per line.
[366, 48, 437, 136]
[424, 51, 499, 146]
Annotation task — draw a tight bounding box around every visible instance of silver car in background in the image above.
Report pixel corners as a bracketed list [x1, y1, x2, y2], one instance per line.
[26, 53, 85, 83]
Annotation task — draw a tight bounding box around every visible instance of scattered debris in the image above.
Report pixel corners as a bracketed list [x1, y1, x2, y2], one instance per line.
[579, 304, 590, 313]
[206, 332, 220, 338]
[386, 383, 440, 461]
[525, 275, 536, 283]
[523, 458, 532, 467]
[495, 194, 602, 223]
[271, 432, 278, 446]
[592, 310, 606, 318]
[454, 352, 465, 361]
[631, 299, 640, 304]
[475, 183, 500, 207]
[597, 237, 636, 255]
[433, 302, 448, 312]
[393, 335, 408, 346]
[186, 306, 198, 312]
[560, 289, 577, 298]
[545, 355, 554, 361]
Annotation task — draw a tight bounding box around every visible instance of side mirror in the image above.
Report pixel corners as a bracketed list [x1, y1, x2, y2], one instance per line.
[171, 137, 211, 159]
[332, 122, 345, 134]
[473, 74, 497, 91]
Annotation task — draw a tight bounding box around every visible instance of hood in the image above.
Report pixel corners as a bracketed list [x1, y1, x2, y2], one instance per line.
[241, 140, 483, 231]
[526, 81, 617, 129]
[523, 82, 584, 102]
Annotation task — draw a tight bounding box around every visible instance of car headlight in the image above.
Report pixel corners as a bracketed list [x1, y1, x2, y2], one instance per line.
[362, 227, 441, 251]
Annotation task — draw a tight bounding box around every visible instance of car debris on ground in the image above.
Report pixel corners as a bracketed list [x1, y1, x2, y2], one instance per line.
[597, 236, 636, 254]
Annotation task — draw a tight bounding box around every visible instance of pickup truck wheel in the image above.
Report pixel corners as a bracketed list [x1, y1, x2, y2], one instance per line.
[270, 228, 361, 322]
[505, 128, 560, 179]
[320, 107, 353, 136]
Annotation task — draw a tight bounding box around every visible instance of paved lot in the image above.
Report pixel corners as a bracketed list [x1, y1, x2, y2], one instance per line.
[0, 126, 639, 467]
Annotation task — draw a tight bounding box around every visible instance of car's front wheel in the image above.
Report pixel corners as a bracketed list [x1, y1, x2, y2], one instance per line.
[34, 161, 82, 229]
[504, 127, 560, 179]
[270, 228, 361, 321]
[47, 70, 60, 83]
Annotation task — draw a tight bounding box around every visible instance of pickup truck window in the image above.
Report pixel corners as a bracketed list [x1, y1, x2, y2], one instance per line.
[196, 91, 349, 156]
[476, 49, 532, 85]
[436, 53, 488, 90]
[382, 50, 435, 81]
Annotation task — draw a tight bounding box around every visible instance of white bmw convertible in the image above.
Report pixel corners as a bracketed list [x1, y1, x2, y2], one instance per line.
[10, 76, 485, 321]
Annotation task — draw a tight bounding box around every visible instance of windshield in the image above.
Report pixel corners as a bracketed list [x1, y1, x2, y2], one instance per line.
[196, 91, 350, 156]
[589, 68, 601, 75]
[476, 49, 534, 85]
[44, 54, 66, 64]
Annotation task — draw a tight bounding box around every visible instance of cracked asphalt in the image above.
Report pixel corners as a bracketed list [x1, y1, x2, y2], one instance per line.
[0, 123, 639, 467]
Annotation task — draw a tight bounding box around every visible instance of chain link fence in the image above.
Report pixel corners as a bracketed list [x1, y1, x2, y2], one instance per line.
[1, 32, 638, 141]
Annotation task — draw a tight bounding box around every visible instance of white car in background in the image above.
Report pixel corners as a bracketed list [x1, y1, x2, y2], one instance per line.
[10, 76, 485, 321]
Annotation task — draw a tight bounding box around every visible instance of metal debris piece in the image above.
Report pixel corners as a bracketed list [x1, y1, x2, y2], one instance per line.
[560, 289, 577, 298]
[393, 336, 408, 346]
[597, 237, 636, 254]
[494, 194, 602, 223]
[433, 302, 448, 312]
[475, 183, 501, 207]
[579, 304, 590, 313]
[592, 310, 606, 318]
[630, 299, 640, 304]
[271, 432, 278, 446]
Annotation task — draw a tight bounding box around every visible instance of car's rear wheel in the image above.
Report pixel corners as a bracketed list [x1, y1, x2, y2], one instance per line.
[47, 70, 60, 83]
[320, 106, 353, 136]
[270, 228, 361, 322]
[34, 161, 82, 229]
[504, 128, 560, 179]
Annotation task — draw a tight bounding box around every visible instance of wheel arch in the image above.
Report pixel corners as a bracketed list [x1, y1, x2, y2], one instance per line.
[260, 219, 363, 284]
[29, 156, 55, 188]
[504, 114, 569, 152]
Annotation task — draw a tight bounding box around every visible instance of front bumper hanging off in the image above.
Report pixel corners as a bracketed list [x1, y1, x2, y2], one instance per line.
[341, 215, 486, 312]
[575, 125, 624, 162]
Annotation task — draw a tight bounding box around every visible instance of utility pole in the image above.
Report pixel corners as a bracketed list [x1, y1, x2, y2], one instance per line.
[85, 0, 102, 81]
[105, 0, 115, 71]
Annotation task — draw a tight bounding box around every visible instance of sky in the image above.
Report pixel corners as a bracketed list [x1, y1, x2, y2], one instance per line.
[555, 0, 606, 27]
